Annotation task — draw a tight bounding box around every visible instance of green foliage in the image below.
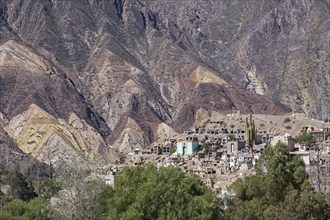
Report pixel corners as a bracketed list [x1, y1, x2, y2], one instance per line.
[203, 143, 212, 155]
[0, 194, 13, 208]
[170, 144, 177, 154]
[0, 172, 55, 219]
[224, 142, 330, 219]
[79, 180, 111, 220]
[283, 117, 291, 123]
[52, 177, 110, 220]
[262, 190, 330, 220]
[97, 185, 114, 220]
[38, 179, 61, 199]
[227, 134, 236, 141]
[295, 132, 314, 147]
[105, 166, 220, 220]
[0, 198, 53, 220]
[0, 199, 27, 219]
[23, 198, 54, 220]
[9, 170, 37, 201]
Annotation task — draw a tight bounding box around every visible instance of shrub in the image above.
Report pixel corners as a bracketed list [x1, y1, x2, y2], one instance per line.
[227, 134, 236, 141]
[283, 118, 291, 123]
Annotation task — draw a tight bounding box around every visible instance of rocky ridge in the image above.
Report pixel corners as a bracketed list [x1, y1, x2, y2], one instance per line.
[0, 113, 50, 176]
[4, 104, 115, 166]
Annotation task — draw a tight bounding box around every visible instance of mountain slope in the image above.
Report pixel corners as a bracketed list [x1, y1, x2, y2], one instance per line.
[0, 40, 111, 138]
[0, 0, 328, 153]
[0, 114, 50, 176]
[4, 104, 115, 165]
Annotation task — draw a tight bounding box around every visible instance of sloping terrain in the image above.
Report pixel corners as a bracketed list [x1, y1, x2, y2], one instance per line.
[0, 114, 49, 176]
[4, 104, 115, 166]
[0, 0, 328, 153]
[0, 40, 110, 138]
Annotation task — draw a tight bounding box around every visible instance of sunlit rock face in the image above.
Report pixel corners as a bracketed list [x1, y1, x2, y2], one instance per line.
[4, 104, 116, 166]
[0, 114, 49, 176]
[0, 0, 328, 153]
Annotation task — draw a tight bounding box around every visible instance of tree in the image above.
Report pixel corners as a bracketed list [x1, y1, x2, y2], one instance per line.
[97, 185, 114, 220]
[38, 179, 61, 199]
[9, 169, 37, 201]
[295, 132, 314, 148]
[203, 143, 212, 156]
[23, 198, 54, 220]
[105, 166, 220, 220]
[224, 142, 330, 219]
[50, 159, 108, 220]
[0, 198, 53, 220]
[0, 199, 27, 220]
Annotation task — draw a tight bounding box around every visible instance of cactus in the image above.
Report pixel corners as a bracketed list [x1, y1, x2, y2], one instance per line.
[245, 113, 256, 151]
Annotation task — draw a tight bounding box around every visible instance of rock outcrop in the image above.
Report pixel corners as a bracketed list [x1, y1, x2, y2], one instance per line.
[0, 40, 111, 139]
[4, 104, 115, 166]
[0, 113, 50, 176]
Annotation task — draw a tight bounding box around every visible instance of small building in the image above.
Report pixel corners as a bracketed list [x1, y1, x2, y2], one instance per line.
[236, 134, 245, 141]
[270, 134, 295, 152]
[226, 140, 246, 156]
[169, 138, 177, 143]
[221, 136, 230, 145]
[297, 144, 310, 151]
[162, 144, 172, 154]
[290, 151, 310, 166]
[205, 167, 215, 174]
[105, 172, 115, 186]
[197, 151, 205, 159]
[202, 177, 214, 188]
[215, 150, 224, 160]
[176, 136, 199, 156]
[220, 128, 229, 134]
[151, 144, 163, 155]
[184, 130, 194, 135]
[257, 131, 275, 145]
[210, 141, 221, 150]
[310, 128, 330, 143]
[133, 148, 141, 155]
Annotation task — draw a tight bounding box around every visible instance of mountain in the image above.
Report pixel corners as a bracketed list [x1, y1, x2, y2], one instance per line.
[0, 0, 329, 154]
[3, 104, 117, 165]
[0, 113, 49, 176]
